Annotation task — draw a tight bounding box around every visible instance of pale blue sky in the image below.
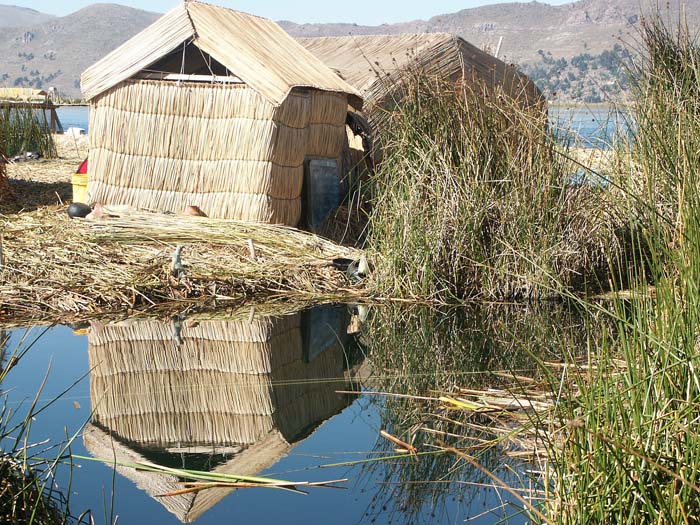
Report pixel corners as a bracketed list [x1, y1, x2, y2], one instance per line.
[14, 0, 574, 25]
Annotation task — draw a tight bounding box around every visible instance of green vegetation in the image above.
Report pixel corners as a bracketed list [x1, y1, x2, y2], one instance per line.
[367, 75, 625, 301]
[363, 9, 700, 523]
[521, 44, 631, 103]
[0, 106, 56, 158]
[541, 14, 700, 523]
[0, 330, 70, 525]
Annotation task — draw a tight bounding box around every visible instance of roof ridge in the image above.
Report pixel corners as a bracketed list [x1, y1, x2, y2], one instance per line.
[184, 0, 272, 23]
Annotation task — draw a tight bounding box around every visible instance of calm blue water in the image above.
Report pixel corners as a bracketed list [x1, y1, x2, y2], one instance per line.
[549, 105, 632, 148]
[56, 106, 89, 130]
[58, 105, 630, 148]
[1, 306, 528, 525]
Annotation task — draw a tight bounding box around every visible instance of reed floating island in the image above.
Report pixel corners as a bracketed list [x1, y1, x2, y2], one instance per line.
[0, 207, 369, 323]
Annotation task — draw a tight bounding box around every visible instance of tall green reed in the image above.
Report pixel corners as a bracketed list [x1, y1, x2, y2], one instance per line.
[0, 106, 56, 159]
[1, 329, 83, 525]
[542, 12, 700, 524]
[366, 75, 625, 301]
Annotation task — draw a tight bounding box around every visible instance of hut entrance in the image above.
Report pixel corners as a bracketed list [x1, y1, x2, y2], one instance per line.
[303, 157, 341, 232]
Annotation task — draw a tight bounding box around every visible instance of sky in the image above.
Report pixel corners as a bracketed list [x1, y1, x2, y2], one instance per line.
[13, 0, 574, 25]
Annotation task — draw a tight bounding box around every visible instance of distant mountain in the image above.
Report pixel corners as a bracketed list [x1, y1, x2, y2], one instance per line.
[0, 3, 159, 99]
[280, 0, 699, 65]
[0, 0, 697, 101]
[0, 5, 55, 28]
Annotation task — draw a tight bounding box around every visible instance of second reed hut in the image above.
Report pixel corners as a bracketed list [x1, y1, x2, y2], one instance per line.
[80, 2, 362, 226]
[299, 33, 544, 131]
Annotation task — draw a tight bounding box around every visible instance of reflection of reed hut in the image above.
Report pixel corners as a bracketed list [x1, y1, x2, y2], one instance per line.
[83, 309, 356, 523]
[299, 33, 544, 132]
[80, 2, 362, 226]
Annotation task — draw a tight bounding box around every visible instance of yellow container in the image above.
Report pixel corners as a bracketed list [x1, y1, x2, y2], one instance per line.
[72, 172, 88, 203]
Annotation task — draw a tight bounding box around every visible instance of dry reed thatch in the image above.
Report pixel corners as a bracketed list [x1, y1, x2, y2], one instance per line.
[84, 310, 356, 522]
[0, 207, 369, 323]
[81, 2, 361, 108]
[299, 33, 544, 132]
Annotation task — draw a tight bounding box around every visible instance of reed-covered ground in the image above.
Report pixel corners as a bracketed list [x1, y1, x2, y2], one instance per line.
[0, 208, 367, 323]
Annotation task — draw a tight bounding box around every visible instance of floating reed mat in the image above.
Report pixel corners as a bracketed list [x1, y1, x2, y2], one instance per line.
[0, 207, 369, 320]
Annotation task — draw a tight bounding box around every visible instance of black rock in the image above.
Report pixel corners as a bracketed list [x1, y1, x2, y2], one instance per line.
[67, 202, 92, 219]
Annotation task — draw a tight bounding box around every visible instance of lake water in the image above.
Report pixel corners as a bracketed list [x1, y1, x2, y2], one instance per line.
[56, 106, 90, 131]
[58, 105, 630, 148]
[549, 105, 632, 148]
[1, 304, 564, 524]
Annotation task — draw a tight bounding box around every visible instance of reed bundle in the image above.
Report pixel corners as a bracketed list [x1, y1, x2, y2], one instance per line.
[0, 207, 368, 322]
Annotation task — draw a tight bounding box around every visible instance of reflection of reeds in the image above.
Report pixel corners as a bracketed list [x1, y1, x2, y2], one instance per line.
[0, 106, 56, 158]
[356, 304, 611, 523]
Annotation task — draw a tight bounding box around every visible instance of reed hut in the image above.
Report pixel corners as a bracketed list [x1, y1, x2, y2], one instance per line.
[299, 33, 544, 132]
[83, 307, 357, 522]
[80, 2, 362, 226]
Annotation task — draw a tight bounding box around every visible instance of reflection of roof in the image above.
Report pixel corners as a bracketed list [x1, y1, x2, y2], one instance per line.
[84, 424, 290, 524]
[0, 88, 48, 102]
[81, 1, 361, 106]
[85, 309, 356, 523]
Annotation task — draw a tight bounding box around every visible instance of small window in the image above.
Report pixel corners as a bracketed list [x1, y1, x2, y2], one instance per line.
[304, 158, 340, 231]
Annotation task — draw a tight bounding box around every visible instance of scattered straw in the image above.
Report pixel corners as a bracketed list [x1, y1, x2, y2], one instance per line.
[0, 207, 370, 323]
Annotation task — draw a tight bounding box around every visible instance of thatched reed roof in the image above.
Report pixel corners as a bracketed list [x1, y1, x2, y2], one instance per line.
[84, 310, 356, 522]
[0, 88, 48, 102]
[81, 1, 362, 108]
[299, 33, 543, 123]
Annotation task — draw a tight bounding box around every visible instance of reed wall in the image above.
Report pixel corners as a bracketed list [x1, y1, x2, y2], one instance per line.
[87, 79, 349, 225]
